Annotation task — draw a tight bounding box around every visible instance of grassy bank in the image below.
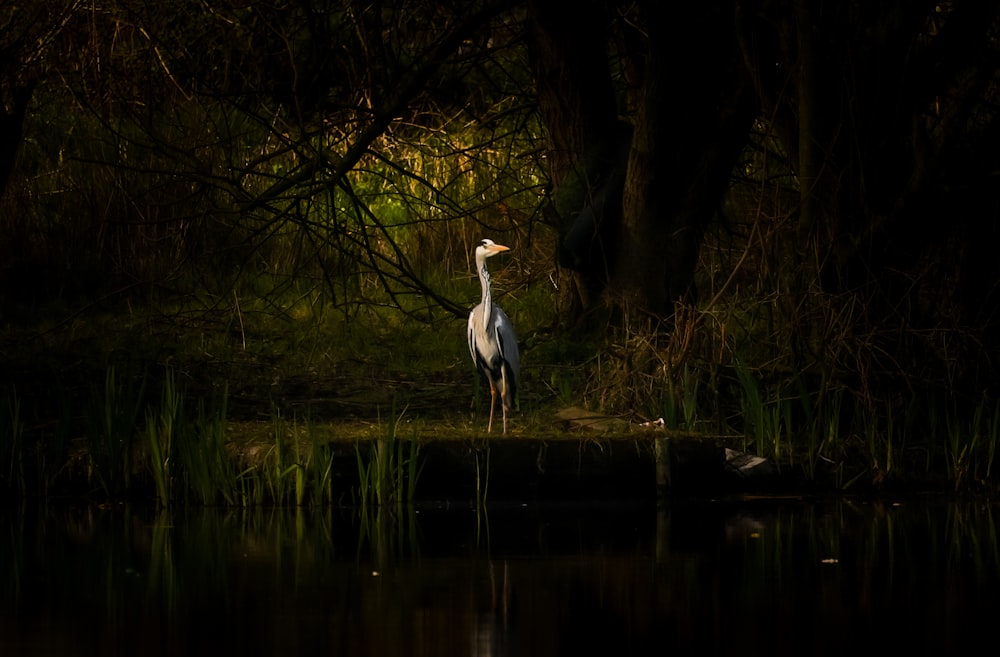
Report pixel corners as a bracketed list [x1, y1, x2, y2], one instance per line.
[0, 238, 997, 502]
[1, 345, 998, 504]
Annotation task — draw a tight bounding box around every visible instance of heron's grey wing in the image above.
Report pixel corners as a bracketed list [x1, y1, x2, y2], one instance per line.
[493, 307, 520, 381]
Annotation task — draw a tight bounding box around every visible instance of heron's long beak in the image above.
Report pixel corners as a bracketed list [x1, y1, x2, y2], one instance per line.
[488, 244, 510, 254]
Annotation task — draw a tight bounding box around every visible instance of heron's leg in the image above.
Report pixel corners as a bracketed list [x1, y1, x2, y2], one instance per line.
[499, 376, 512, 435]
[487, 382, 497, 433]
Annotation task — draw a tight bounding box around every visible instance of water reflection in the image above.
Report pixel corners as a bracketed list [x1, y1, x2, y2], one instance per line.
[1, 497, 998, 656]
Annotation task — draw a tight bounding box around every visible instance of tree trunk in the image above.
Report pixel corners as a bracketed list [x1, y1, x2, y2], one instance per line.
[613, 2, 755, 317]
[527, 0, 627, 320]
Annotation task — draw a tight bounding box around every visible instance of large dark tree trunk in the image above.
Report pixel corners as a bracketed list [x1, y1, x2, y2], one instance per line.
[527, 0, 627, 319]
[613, 1, 755, 317]
[530, 1, 755, 321]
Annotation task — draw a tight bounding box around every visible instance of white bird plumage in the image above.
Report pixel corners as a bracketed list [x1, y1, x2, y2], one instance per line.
[467, 238, 519, 434]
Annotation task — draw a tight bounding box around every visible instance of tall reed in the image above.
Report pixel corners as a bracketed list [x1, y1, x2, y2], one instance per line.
[354, 405, 423, 511]
[734, 358, 783, 460]
[176, 385, 240, 505]
[802, 389, 840, 483]
[146, 369, 182, 506]
[943, 397, 1000, 491]
[86, 366, 147, 498]
[659, 365, 700, 431]
[306, 414, 336, 506]
[266, 405, 302, 506]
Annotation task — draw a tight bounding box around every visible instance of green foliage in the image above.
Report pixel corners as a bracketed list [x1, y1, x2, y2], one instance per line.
[306, 418, 337, 507]
[85, 366, 147, 499]
[146, 369, 181, 506]
[145, 371, 252, 506]
[354, 405, 423, 511]
[73, 368, 348, 506]
[944, 397, 1000, 492]
[802, 390, 840, 484]
[177, 387, 240, 506]
[702, 348, 1000, 491]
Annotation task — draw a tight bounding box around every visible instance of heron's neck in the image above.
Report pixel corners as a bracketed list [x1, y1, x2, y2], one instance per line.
[478, 259, 493, 322]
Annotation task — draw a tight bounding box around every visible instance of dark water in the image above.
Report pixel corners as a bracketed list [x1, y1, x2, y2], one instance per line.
[1, 497, 998, 656]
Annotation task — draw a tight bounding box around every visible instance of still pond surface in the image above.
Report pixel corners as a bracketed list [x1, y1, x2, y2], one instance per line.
[1, 497, 998, 656]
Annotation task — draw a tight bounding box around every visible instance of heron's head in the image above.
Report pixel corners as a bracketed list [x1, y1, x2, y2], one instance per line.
[477, 238, 510, 258]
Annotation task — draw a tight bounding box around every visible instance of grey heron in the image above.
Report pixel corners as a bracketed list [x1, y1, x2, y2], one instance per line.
[468, 238, 520, 434]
